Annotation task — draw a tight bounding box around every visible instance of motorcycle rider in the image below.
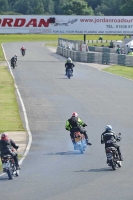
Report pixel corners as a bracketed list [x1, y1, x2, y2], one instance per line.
[0, 133, 20, 170]
[10, 55, 17, 67]
[20, 46, 26, 54]
[65, 58, 75, 75]
[65, 112, 92, 145]
[101, 125, 123, 161]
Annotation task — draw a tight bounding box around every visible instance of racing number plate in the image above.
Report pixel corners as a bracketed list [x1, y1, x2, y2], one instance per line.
[2, 162, 10, 169]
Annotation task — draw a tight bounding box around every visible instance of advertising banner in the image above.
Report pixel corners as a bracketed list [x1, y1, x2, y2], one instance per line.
[0, 15, 133, 34]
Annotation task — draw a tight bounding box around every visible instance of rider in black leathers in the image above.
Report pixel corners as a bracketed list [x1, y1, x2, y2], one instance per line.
[10, 55, 17, 67]
[65, 58, 75, 75]
[0, 133, 20, 169]
[101, 125, 123, 161]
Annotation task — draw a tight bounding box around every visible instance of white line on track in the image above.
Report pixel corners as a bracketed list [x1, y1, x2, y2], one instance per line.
[0, 43, 32, 177]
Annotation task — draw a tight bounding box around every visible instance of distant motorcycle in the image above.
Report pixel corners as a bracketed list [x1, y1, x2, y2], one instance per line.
[1, 149, 19, 180]
[11, 61, 16, 69]
[105, 133, 122, 170]
[73, 131, 87, 154]
[21, 50, 25, 56]
[67, 69, 73, 79]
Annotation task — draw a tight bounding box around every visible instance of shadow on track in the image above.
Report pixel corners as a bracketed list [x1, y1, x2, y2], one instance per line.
[43, 151, 82, 156]
[74, 168, 112, 172]
[0, 176, 10, 181]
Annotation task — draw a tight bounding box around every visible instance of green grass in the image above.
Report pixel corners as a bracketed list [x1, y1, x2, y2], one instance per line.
[102, 65, 133, 80]
[0, 66, 24, 132]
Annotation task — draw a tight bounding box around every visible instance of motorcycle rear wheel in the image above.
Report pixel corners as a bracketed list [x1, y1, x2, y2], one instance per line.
[80, 145, 84, 154]
[7, 169, 13, 180]
[110, 159, 116, 170]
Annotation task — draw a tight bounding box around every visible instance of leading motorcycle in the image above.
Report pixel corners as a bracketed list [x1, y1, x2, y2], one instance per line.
[105, 133, 122, 170]
[73, 131, 87, 154]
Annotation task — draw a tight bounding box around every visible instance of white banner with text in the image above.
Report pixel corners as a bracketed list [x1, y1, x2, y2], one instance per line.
[0, 15, 133, 34]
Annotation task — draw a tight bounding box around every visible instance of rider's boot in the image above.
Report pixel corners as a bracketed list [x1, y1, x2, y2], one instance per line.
[119, 153, 123, 161]
[86, 139, 92, 146]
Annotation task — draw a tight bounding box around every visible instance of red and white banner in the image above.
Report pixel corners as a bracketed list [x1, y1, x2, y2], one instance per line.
[0, 15, 133, 34]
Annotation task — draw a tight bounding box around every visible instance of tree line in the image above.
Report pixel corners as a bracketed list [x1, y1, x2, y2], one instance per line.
[0, 0, 132, 16]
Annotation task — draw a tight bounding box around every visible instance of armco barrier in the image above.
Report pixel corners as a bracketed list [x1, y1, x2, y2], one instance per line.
[88, 46, 116, 54]
[56, 47, 133, 66]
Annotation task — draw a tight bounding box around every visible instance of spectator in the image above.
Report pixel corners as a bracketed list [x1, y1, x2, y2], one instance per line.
[99, 35, 103, 40]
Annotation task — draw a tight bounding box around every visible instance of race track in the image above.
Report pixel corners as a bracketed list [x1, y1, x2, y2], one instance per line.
[0, 42, 133, 200]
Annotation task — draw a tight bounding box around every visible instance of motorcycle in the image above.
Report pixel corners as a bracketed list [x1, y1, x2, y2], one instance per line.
[21, 50, 25, 56]
[67, 69, 73, 79]
[1, 149, 19, 180]
[105, 133, 122, 170]
[11, 61, 16, 69]
[73, 131, 87, 154]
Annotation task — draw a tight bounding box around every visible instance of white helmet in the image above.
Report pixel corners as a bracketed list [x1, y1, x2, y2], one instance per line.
[67, 57, 72, 63]
[105, 125, 112, 131]
[71, 112, 78, 117]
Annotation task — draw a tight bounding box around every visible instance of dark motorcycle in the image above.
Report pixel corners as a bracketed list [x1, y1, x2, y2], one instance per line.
[67, 69, 73, 79]
[11, 61, 16, 69]
[21, 50, 25, 56]
[105, 133, 122, 170]
[73, 131, 87, 154]
[1, 149, 19, 180]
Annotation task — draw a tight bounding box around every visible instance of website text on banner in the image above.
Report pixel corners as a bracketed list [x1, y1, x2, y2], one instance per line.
[0, 15, 133, 34]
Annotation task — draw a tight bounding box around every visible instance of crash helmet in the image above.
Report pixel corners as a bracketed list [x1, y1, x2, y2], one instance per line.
[105, 125, 112, 131]
[71, 112, 78, 117]
[1, 132, 9, 140]
[67, 57, 72, 63]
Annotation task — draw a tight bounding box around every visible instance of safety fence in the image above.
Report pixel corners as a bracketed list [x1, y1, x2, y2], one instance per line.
[56, 46, 133, 66]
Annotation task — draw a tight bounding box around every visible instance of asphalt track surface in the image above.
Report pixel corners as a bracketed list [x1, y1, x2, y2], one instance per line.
[0, 42, 133, 200]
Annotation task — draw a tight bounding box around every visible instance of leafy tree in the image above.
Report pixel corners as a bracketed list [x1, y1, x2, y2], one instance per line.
[14, 0, 29, 14]
[43, 0, 54, 14]
[85, 0, 102, 10]
[120, 0, 133, 15]
[54, 0, 68, 14]
[14, 0, 45, 14]
[95, 0, 121, 16]
[0, 0, 9, 13]
[61, 0, 94, 15]
[8, 0, 18, 10]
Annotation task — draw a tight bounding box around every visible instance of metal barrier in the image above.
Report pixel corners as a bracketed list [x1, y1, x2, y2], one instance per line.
[56, 46, 133, 66]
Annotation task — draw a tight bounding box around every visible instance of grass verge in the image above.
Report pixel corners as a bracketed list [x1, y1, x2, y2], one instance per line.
[0, 66, 24, 132]
[102, 65, 133, 80]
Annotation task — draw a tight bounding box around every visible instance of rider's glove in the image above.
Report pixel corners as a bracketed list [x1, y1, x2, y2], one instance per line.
[83, 123, 87, 127]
